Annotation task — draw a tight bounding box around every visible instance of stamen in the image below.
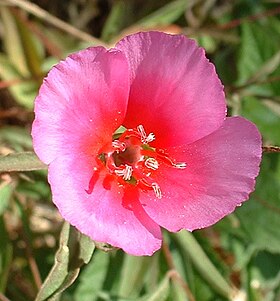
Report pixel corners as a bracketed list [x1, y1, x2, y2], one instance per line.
[112, 140, 126, 151]
[95, 124, 186, 200]
[145, 158, 159, 170]
[137, 125, 155, 144]
[146, 133, 155, 143]
[173, 162, 187, 169]
[152, 183, 162, 199]
[114, 169, 124, 177]
[115, 165, 133, 181]
[137, 125, 146, 140]
[123, 165, 133, 180]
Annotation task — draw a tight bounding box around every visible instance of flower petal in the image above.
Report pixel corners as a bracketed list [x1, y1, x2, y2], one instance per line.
[32, 47, 129, 165]
[48, 154, 162, 256]
[140, 117, 262, 231]
[116, 31, 226, 147]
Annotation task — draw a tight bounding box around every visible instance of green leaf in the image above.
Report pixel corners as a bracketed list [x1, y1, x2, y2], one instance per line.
[0, 180, 12, 215]
[0, 152, 47, 172]
[171, 246, 196, 300]
[173, 231, 232, 298]
[14, 13, 44, 78]
[0, 6, 43, 76]
[0, 215, 13, 293]
[35, 222, 95, 301]
[0, 7, 43, 108]
[134, 0, 187, 29]
[144, 252, 160, 294]
[139, 273, 170, 301]
[101, 0, 132, 42]
[237, 18, 280, 97]
[252, 251, 280, 290]
[118, 255, 151, 298]
[236, 155, 280, 253]
[0, 54, 38, 108]
[241, 96, 280, 144]
[35, 222, 71, 301]
[0, 126, 33, 151]
[78, 234, 95, 265]
[238, 20, 280, 83]
[74, 250, 110, 301]
[170, 280, 190, 301]
[250, 49, 280, 84]
[0, 7, 30, 76]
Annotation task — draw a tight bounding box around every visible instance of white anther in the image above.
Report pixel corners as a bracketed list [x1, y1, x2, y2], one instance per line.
[115, 165, 133, 181]
[145, 158, 159, 170]
[112, 140, 126, 151]
[114, 169, 124, 177]
[137, 125, 155, 144]
[152, 183, 162, 199]
[146, 133, 155, 143]
[123, 165, 133, 180]
[137, 124, 146, 137]
[173, 162, 187, 169]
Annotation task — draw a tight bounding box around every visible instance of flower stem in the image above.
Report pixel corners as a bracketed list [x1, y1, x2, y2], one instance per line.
[262, 146, 280, 153]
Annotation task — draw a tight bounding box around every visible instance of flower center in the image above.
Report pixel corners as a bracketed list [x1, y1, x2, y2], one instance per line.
[86, 125, 186, 199]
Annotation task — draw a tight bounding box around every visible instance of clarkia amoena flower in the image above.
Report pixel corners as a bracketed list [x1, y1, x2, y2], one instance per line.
[32, 31, 262, 256]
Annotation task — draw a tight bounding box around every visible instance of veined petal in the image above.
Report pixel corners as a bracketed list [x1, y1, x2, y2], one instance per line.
[140, 117, 262, 231]
[48, 154, 162, 256]
[116, 31, 226, 147]
[32, 47, 129, 165]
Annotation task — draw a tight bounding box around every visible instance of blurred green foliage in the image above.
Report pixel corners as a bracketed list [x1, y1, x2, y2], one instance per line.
[0, 1, 280, 301]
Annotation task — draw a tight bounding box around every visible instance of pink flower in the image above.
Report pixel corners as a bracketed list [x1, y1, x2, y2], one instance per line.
[32, 31, 262, 256]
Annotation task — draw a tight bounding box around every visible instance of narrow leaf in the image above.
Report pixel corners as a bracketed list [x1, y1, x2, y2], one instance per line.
[139, 273, 170, 301]
[0, 126, 33, 150]
[236, 156, 280, 253]
[0, 152, 47, 172]
[14, 13, 44, 78]
[246, 50, 280, 85]
[35, 223, 95, 301]
[118, 255, 150, 298]
[0, 216, 13, 293]
[0, 7, 29, 76]
[35, 222, 71, 301]
[0, 181, 12, 215]
[241, 96, 280, 144]
[79, 234, 96, 265]
[0, 54, 38, 108]
[238, 19, 280, 87]
[101, 0, 130, 42]
[173, 231, 232, 298]
[74, 251, 110, 301]
[135, 0, 187, 28]
[171, 280, 190, 301]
